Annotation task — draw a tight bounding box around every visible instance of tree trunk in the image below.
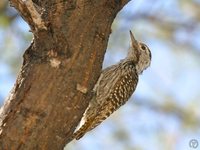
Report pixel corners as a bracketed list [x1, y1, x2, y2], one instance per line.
[0, 0, 130, 149]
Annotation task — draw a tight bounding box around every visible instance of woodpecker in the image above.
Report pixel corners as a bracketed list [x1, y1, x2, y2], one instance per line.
[72, 30, 151, 140]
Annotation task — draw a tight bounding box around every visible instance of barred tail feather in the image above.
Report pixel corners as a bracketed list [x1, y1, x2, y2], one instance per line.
[71, 117, 93, 140]
[72, 102, 117, 140]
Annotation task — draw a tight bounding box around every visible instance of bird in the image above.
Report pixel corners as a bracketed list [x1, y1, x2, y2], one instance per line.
[72, 30, 151, 140]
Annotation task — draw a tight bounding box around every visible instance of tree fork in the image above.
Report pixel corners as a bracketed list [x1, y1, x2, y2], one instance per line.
[0, 0, 130, 149]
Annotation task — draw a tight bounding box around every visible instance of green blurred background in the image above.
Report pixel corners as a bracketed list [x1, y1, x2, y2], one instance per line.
[0, 0, 200, 150]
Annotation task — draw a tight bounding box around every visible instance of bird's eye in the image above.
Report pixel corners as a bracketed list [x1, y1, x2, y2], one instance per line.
[141, 45, 146, 50]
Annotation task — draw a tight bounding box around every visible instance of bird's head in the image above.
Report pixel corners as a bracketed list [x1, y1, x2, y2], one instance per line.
[128, 30, 151, 74]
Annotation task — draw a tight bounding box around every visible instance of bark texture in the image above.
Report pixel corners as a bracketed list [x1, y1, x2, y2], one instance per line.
[0, 0, 130, 149]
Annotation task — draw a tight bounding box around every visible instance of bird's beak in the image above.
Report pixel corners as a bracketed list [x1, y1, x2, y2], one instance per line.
[129, 30, 140, 63]
[129, 30, 138, 48]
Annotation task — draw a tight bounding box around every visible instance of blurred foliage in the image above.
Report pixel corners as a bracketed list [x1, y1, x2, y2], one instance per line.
[0, 0, 32, 75]
[0, 0, 200, 150]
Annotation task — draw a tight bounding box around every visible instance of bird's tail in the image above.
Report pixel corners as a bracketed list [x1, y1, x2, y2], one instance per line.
[71, 117, 93, 140]
[71, 101, 116, 140]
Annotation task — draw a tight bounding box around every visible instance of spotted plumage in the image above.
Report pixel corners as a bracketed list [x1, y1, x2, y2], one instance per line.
[72, 31, 151, 140]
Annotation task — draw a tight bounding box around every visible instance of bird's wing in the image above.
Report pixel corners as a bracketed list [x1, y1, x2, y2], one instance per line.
[89, 67, 138, 129]
[72, 61, 138, 140]
[93, 63, 122, 104]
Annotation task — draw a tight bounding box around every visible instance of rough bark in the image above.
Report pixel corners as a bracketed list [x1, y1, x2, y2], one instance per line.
[0, 0, 130, 149]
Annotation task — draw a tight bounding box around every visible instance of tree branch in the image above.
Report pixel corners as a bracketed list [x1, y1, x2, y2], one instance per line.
[10, 0, 47, 32]
[0, 0, 131, 149]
